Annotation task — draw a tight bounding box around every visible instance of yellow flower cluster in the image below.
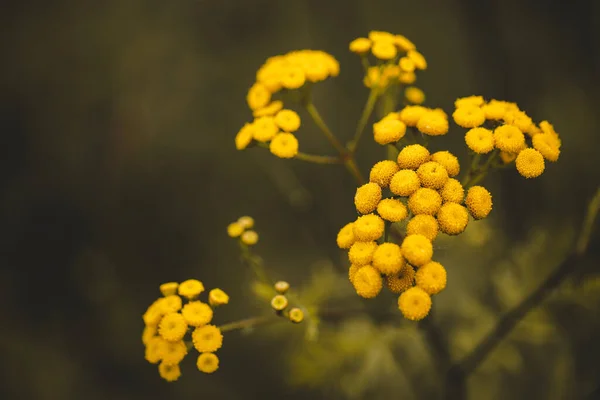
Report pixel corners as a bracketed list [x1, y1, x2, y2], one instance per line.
[227, 215, 259, 246]
[455, 96, 562, 178]
[142, 280, 229, 380]
[349, 31, 426, 93]
[236, 50, 340, 158]
[337, 144, 493, 320]
[270, 280, 305, 323]
[372, 107, 450, 144]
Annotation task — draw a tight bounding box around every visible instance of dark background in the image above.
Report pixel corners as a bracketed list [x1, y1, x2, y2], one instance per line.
[1, 0, 599, 399]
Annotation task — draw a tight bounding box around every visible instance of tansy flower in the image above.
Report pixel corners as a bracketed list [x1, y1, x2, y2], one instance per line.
[246, 83, 271, 111]
[407, 50, 427, 70]
[181, 301, 213, 327]
[515, 148, 545, 178]
[454, 95, 484, 109]
[494, 124, 526, 153]
[398, 287, 432, 321]
[159, 313, 188, 342]
[499, 151, 517, 164]
[394, 35, 416, 51]
[271, 295, 289, 311]
[415, 261, 447, 294]
[352, 265, 383, 298]
[160, 282, 179, 297]
[399, 105, 428, 126]
[160, 295, 183, 313]
[288, 308, 305, 323]
[159, 362, 182, 382]
[235, 123, 254, 150]
[274, 281, 290, 294]
[453, 106, 486, 128]
[368, 30, 396, 43]
[386, 265, 415, 293]
[269, 133, 299, 159]
[209, 289, 230, 306]
[465, 127, 494, 154]
[354, 182, 382, 214]
[369, 160, 400, 188]
[373, 119, 407, 145]
[336, 222, 356, 249]
[431, 151, 460, 177]
[179, 280, 205, 300]
[280, 66, 306, 89]
[406, 214, 439, 241]
[348, 264, 362, 284]
[227, 222, 244, 238]
[465, 186, 493, 220]
[142, 325, 157, 345]
[505, 110, 533, 133]
[416, 110, 449, 136]
[372, 242, 405, 275]
[437, 203, 469, 235]
[274, 109, 301, 132]
[399, 71, 416, 84]
[408, 188, 442, 216]
[532, 134, 560, 162]
[143, 301, 165, 327]
[241, 230, 259, 245]
[192, 325, 223, 353]
[237, 216, 254, 229]
[417, 161, 449, 189]
[349, 37, 371, 54]
[161, 340, 188, 366]
[253, 116, 279, 142]
[481, 100, 508, 120]
[377, 198, 408, 222]
[253, 100, 284, 118]
[440, 178, 465, 203]
[197, 353, 219, 374]
[145, 336, 165, 364]
[389, 169, 421, 197]
[405, 87, 425, 105]
[372, 40, 397, 60]
[397, 144, 431, 169]
[353, 214, 385, 242]
[401, 234, 433, 267]
[348, 241, 378, 266]
[399, 58, 416, 74]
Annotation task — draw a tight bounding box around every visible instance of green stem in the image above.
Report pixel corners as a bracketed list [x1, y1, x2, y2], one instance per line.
[219, 316, 275, 333]
[294, 152, 342, 164]
[240, 243, 274, 286]
[348, 88, 379, 153]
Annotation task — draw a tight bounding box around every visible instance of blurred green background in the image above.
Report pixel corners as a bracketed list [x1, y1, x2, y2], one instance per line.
[1, 0, 599, 399]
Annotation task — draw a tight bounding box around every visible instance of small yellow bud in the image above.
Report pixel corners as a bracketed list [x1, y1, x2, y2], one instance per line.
[274, 281, 290, 294]
[271, 295, 288, 311]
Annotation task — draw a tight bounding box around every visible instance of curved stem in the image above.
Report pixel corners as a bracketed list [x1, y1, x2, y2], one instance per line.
[348, 89, 379, 153]
[219, 316, 275, 333]
[294, 152, 342, 164]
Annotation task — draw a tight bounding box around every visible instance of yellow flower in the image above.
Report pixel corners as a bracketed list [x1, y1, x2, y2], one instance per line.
[394, 35, 416, 51]
[192, 325, 223, 353]
[364, 66, 386, 89]
[253, 100, 284, 118]
[269, 133, 299, 159]
[348, 241, 378, 266]
[407, 50, 427, 70]
[499, 151, 517, 164]
[417, 161, 449, 189]
[241, 230, 259, 245]
[377, 198, 408, 222]
[271, 294, 289, 311]
[368, 30, 395, 43]
[227, 222, 244, 238]
[399, 105, 428, 127]
[406, 214, 439, 241]
[532, 134, 560, 162]
[274, 281, 290, 294]
[369, 160, 400, 188]
[179, 279, 205, 300]
[386, 265, 415, 294]
[302, 56, 330, 83]
[288, 308, 305, 323]
[465, 127, 494, 154]
[454, 95, 484, 109]
[398, 287, 431, 321]
[247, 83, 271, 111]
[453, 106, 486, 128]
[349, 37, 371, 54]
[160, 295, 183, 313]
[539, 121, 561, 148]
[336, 222, 356, 249]
[465, 186, 493, 220]
[415, 261, 447, 295]
[372, 41, 397, 60]
[143, 301, 165, 326]
[274, 109, 301, 132]
[493, 124, 526, 153]
[142, 325, 157, 345]
[405, 86, 425, 105]
[145, 336, 165, 364]
[160, 282, 179, 297]
[481, 100, 508, 120]
[515, 148, 545, 178]
[181, 301, 213, 327]
[159, 313, 188, 342]
[353, 214, 385, 242]
[416, 110, 449, 136]
[197, 353, 219, 374]
[209, 289, 230, 306]
[390, 169, 421, 197]
[235, 123, 254, 150]
[280, 66, 306, 89]
[253, 116, 279, 142]
[401, 234, 433, 267]
[505, 110, 533, 133]
[372, 242, 405, 275]
[440, 178, 465, 203]
[397, 144, 431, 169]
[354, 182, 382, 214]
[408, 188, 443, 216]
[348, 264, 362, 284]
[373, 119, 407, 145]
[159, 362, 182, 382]
[431, 151, 460, 177]
[399, 57, 416, 73]
[161, 340, 188, 366]
[237, 216, 254, 229]
[437, 203, 469, 235]
[352, 265, 383, 298]
[399, 71, 416, 84]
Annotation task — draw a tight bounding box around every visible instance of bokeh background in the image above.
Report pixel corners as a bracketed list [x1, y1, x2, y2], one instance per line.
[1, 0, 599, 399]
